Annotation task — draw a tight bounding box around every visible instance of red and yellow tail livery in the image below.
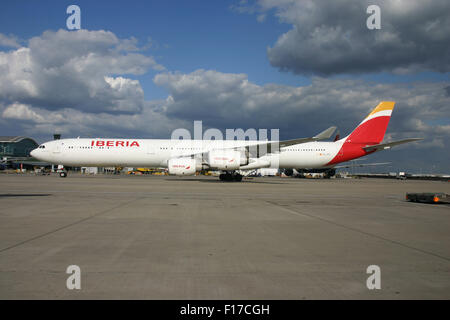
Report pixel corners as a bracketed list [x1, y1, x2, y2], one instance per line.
[347, 101, 395, 145]
[327, 101, 414, 165]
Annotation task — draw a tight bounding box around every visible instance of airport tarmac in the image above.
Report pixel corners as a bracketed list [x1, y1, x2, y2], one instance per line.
[0, 174, 449, 299]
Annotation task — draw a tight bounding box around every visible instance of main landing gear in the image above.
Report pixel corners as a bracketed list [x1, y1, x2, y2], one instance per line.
[219, 172, 243, 182]
[323, 169, 336, 179]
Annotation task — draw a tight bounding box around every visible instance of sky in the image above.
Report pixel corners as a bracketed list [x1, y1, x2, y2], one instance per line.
[0, 0, 449, 173]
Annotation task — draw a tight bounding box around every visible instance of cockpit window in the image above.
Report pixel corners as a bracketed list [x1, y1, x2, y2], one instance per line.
[39, 145, 46, 149]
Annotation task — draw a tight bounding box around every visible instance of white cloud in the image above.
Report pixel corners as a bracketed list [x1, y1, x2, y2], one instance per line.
[2, 65, 448, 149]
[2, 103, 44, 122]
[153, 70, 450, 153]
[237, 0, 450, 75]
[0, 29, 163, 114]
[1, 100, 188, 139]
[0, 33, 21, 48]
[0, 28, 448, 171]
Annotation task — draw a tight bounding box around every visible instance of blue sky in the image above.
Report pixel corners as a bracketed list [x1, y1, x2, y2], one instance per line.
[4, 0, 447, 96]
[0, 0, 449, 172]
[0, 0, 311, 99]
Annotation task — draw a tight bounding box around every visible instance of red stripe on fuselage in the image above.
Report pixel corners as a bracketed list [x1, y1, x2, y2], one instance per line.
[327, 116, 390, 165]
[327, 142, 376, 165]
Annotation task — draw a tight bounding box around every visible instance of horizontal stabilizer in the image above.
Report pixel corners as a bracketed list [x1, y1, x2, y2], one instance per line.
[362, 138, 422, 153]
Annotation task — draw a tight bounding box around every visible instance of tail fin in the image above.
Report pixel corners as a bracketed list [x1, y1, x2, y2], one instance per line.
[346, 101, 395, 145]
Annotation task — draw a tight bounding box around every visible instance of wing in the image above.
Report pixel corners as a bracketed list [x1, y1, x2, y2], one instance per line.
[273, 126, 337, 149]
[242, 126, 336, 155]
[258, 127, 337, 148]
[362, 138, 422, 153]
[171, 126, 337, 158]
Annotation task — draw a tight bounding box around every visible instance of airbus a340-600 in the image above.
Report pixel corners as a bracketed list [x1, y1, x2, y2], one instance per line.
[30, 102, 420, 181]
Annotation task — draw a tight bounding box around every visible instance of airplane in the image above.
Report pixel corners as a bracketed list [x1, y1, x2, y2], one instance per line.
[30, 101, 421, 181]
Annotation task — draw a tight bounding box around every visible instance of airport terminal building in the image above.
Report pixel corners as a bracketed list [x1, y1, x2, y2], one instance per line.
[0, 136, 38, 158]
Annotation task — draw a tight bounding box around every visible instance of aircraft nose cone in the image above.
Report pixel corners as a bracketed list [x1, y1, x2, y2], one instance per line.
[30, 149, 37, 158]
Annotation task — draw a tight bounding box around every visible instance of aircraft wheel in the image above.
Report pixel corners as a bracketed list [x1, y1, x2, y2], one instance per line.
[233, 174, 243, 182]
[59, 171, 67, 178]
[219, 173, 242, 182]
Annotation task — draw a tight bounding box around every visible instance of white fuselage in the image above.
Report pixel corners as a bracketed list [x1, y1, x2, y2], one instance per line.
[31, 138, 344, 169]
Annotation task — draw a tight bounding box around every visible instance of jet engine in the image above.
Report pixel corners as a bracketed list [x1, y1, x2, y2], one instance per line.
[207, 149, 247, 170]
[168, 158, 197, 175]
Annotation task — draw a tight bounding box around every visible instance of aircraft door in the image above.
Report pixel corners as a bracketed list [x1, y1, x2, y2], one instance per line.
[52, 142, 61, 153]
[147, 144, 156, 155]
[337, 141, 344, 157]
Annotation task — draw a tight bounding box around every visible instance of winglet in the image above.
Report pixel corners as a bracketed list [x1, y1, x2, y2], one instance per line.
[314, 126, 337, 140]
